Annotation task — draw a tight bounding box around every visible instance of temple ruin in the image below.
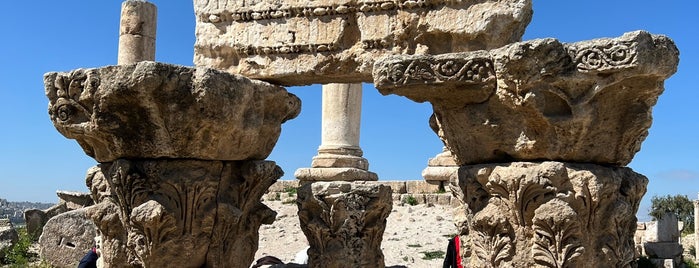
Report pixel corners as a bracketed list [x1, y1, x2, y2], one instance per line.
[44, 0, 679, 267]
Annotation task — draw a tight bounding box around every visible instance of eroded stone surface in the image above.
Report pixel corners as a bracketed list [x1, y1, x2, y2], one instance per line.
[449, 161, 647, 268]
[0, 219, 18, 261]
[86, 160, 281, 268]
[194, 0, 532, 85]
[374, 31, 679, 165]
[44, 61, 300, 162]
[297, 181, 392, 268]
[38, 208, 98, 268]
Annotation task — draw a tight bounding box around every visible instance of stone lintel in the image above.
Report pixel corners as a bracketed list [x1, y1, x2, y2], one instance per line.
[295, 167, 378, 181]
[193, 0, 533, 85]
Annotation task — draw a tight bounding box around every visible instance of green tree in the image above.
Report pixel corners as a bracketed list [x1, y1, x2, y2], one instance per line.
[649, 194, 694, 233]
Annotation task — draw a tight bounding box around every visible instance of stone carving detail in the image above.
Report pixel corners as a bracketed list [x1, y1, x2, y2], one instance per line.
[569, 41, 636, 73]
[87, 160, 281, 268]
[194, 0, 533, 85]
[449, 162, 646, 268]
[379, 57, 495, 86]
[44, 61, 301, 162]
[297, 181, 392, 268]
[374, 31, 679, 165]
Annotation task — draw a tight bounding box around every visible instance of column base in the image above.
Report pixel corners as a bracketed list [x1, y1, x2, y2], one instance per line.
[311, 154, 369, 170]
[297, 181, 392, 268]
[295, 167, 378, 181]
[422, 148, 458, 182]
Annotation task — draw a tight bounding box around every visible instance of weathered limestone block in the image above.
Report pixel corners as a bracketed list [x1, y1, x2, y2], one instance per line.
[194, 0, 533, 85]
[0, 219, 18, 260]
[297, 181, 392, 268]
[57, 190, 94, 210]
[374, 31, 679, 166]
[449, 161, 647, 268]
[26, 191, 93, 241]
[44, 61, 301, 162]
[86, 160, 281, 268]
[39, 208, 98, 268]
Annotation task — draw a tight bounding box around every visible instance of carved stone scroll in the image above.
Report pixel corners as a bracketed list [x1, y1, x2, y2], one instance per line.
[193, 0, 533, 85]
[373, 31, 679, 166]
[297, 181, 392, 268]
[449, 161, 647, 268]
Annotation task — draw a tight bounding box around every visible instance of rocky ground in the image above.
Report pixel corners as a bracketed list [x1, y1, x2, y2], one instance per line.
[255, 199, 457, 267]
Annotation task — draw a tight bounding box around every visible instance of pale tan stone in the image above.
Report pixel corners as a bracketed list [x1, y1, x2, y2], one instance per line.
[193, 0, 533, 85]
[39, 208, 98, 268]
[297, 181, 392, 268]
[374, 31, 679, 165]
[86, 160, 282, 268]
[0, 219, 18, 261]
[422, 166, 458, 182]
[381, 181, 407, 194]
[118, 1, 157, 65]
[405, 180, 441, 193]
[449, 161, 647, 267]
[44, 61, 300, 162]
[295, 167, 378, 181]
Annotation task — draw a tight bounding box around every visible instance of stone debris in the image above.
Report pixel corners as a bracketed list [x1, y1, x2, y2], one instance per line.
[38, 208, 98, 267]
[0, 219, 18, 261]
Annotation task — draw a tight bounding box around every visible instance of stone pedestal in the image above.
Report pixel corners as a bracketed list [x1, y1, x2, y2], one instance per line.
[295, 83, 377, 181]
[297, 181, 392, 268]
[449, 161, 647, 267]
[45, 61, 300, 267]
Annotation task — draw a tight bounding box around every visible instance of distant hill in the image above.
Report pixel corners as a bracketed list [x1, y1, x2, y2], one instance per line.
[0, 198, 54, 225]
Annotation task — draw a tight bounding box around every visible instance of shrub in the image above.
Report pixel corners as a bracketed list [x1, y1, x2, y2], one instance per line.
[1, 227, 36, 265]
[405, 195, 418, 206]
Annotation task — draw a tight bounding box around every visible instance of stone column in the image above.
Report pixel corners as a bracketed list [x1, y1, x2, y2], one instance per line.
[294, 84, 390, 268]
[45, 62, 301, 267]
[295, 83, 377, 181]
[118, 0, 156, 65]
[694, 196, 699, 261]
[373, 31, 679, 267]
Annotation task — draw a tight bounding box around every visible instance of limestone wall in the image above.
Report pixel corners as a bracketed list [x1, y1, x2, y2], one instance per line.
[264, 180, 458, 206]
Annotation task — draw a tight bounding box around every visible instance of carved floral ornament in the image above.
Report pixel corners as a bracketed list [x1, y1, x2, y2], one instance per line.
[451, 162, 646, 268]
[374, 38, 644, 88]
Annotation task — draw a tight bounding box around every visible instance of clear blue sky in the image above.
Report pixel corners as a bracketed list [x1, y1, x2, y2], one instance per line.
[1, 1, 696, 221]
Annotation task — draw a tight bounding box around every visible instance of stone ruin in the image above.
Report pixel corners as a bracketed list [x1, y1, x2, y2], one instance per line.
[43, 0, 678, 267]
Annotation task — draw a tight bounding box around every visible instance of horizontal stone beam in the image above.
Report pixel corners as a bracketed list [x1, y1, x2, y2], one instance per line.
[193, 0, 532, 85]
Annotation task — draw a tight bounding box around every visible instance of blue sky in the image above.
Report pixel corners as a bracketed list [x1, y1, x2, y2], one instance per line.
[0, 1, 696, 221]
